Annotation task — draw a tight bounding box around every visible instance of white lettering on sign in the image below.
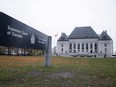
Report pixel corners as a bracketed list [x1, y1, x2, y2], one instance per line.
[38, 37, 47, 44]
[12, 32, 22, 38]
[7, 31, 11, 35]
[7, 25, 28, 39]
[21, 31, 28, 36]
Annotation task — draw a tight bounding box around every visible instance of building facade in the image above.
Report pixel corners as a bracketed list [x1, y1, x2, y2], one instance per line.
[57, 26, 113, 57]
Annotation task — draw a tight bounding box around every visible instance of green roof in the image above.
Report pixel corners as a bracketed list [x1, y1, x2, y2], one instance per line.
[57, 26, 112, 41]
[58, 33, 68, 41]
[68, 26, 99, 39]
[99, 31, 112, 40]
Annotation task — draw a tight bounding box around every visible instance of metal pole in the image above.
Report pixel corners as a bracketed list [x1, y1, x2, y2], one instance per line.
[44, 36, 52, 67]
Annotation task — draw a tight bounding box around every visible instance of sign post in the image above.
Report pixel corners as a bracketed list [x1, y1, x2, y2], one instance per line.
[45, 36, 52, 67]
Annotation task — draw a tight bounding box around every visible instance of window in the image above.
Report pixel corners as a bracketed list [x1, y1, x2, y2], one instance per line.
[86, 43, 88, 49]
[86, 49, 88, 52]
[82, 43, 84, 49]
[105, 43, 107, 47]
[61, 44, 63, 47]
[74, 50, 76, 53]
[105, 48, 107, 52]
[95, 43, 97, 49]
[95, 49, 97, 53]
[90, 50, 93, 53]
[90, 43, 93, 49]
[61, 48, 63, 51]
[78, 44, 80, 49]
[100, 51, 102, 53]
[70, 43, 72, 49]
[70, 49, 72, 53]
[82, 49, 84, 52]
[74, 43, 76, 49]
[78, 49, 80, 52]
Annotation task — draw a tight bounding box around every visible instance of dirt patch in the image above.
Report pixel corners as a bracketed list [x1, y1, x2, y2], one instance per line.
[27, 71, 74, 79]
[27, 70, 43, 77]
[50, 72, 74, 79]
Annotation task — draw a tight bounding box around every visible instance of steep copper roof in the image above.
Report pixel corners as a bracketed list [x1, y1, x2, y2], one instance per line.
[99, 31, 112, 40]
[58, 33, 68, 41]
[57, 26, 112, 42]
[68, 26, 99, 39]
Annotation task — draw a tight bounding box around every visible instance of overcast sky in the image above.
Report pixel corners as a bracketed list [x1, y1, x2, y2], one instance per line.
[0, 0, 116, 52]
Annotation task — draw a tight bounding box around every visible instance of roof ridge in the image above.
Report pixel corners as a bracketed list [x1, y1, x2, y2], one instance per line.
[75, 26, 91, 28]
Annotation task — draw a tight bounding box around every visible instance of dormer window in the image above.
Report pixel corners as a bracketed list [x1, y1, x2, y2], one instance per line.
[103, 36, 107, 39]
[62, 37, 64, 40]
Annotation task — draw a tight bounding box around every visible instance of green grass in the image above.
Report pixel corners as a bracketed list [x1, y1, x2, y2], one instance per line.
[0, 56, 116, 87]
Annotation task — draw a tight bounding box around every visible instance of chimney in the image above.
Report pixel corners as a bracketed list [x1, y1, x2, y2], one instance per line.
[105, 30, 107, 33]
[61, 32, 64, 35]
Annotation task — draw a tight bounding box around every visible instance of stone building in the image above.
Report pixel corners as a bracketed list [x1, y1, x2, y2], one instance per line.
[57, 26, 113, 57]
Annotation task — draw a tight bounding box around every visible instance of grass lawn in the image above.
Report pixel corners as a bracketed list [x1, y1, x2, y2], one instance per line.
[0, 56, 116, 87]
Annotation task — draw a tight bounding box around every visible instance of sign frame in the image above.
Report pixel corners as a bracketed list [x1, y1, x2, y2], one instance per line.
[0, 12, 48, 50]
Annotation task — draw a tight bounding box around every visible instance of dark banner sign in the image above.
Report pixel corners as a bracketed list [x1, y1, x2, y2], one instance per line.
[0, 12, 48, 50]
